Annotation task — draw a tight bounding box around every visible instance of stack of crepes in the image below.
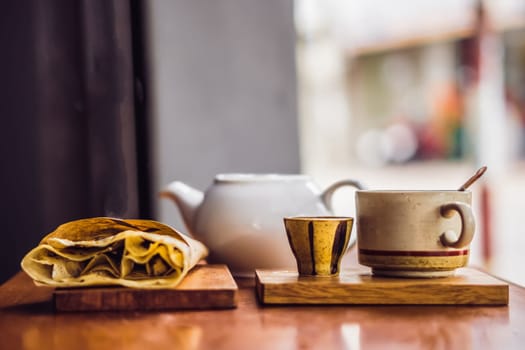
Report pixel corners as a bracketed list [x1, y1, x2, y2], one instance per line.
[21, 217, 208, 289]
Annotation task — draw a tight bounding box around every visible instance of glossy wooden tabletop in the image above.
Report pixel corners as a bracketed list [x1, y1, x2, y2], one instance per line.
[1, 271, 524, 350]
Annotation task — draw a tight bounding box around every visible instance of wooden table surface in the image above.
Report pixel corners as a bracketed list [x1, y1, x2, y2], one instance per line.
[1, 271, 524, 350]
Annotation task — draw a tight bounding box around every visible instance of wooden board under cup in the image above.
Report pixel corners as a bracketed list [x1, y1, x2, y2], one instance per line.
[255, 267, 508, 305]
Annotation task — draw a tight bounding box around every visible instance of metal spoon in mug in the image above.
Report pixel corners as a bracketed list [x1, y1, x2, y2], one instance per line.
[458, 166, 487, 191]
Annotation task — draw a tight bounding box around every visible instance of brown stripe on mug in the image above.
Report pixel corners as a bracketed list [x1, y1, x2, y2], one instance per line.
[308, 221, 316, 275]
[330, 221, 348, 274]
[359, 248, 469, 257]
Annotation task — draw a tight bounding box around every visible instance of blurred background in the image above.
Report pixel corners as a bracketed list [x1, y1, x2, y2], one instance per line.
[1, 0, 524, 286]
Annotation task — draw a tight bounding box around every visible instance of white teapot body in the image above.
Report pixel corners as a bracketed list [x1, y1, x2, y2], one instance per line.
[162, 174, 362, 276]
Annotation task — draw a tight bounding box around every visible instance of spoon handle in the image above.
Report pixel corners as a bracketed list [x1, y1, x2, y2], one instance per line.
[458, 166, 487, 191]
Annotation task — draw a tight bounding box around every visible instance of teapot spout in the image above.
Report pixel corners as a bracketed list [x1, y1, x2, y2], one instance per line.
[160, 181, 204, 232]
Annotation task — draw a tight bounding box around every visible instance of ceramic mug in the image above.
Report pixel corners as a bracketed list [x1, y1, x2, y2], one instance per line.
[356, 190, 475, 278]
[284, 216, 354, 276]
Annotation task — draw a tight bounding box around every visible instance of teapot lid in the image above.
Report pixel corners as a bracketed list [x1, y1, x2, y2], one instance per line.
[214, 173, 310, 183]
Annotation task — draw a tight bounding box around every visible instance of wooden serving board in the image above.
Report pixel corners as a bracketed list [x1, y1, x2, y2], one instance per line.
[256, 267, 508, 305]
[54, 264, 238, 312]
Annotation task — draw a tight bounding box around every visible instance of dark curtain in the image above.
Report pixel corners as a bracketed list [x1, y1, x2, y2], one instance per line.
[0, 0, 142, 283]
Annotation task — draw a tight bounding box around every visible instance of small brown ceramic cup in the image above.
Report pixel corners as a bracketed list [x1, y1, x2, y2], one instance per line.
[284, 216, 354, 276]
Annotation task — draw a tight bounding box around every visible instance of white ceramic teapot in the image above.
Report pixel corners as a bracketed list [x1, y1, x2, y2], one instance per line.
[160, 173, 363, 276]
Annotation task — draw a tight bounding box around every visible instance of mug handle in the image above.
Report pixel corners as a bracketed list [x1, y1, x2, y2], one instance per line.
[321, 179, 365, 251]
[439, 202, 476, 248]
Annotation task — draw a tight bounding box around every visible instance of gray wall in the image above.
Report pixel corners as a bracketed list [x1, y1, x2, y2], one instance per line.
[143, 0, 300, 231]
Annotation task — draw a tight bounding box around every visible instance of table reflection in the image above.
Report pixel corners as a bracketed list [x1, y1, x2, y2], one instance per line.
[22, 315, 202, 350]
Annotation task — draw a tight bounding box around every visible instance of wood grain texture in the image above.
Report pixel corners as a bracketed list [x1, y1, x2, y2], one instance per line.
[256, 267, 508, 305]
[53, 265, 238, 312]
[1, 268, 525, 349]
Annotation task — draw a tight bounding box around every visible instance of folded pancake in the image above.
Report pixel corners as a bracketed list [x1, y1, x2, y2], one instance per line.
[21, 218, 208, 288]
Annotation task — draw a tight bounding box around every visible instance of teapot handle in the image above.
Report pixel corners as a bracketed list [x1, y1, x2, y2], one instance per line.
[321, 179, 365, 211]
[321, 179, 365, 251]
